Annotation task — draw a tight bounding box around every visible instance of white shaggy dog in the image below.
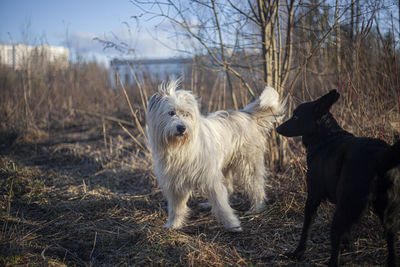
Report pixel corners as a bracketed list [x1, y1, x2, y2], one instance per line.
[146, 80, 285, 232]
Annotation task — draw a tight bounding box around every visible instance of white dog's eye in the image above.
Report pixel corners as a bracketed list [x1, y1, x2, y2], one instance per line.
[168, 110, 176, 116]
[183, 112, 191, 117]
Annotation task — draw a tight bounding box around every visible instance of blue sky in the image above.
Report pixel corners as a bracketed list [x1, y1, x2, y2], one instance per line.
[0, 0, 179, 65]
[1, 0, 398, 66]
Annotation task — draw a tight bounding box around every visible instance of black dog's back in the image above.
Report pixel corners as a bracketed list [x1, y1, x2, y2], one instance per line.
[309, 134, 395, 203]
[276, 90, 400, 266]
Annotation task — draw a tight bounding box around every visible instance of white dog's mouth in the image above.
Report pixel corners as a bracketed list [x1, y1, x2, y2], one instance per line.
[167, 133, 189, 146]
[173, 130, 188, 139]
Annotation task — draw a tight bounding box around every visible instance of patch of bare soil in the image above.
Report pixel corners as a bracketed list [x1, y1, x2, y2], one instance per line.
[0, 118, 393, 266]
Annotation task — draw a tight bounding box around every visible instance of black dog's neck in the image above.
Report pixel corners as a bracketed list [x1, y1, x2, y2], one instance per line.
[302, 113, 352, 155]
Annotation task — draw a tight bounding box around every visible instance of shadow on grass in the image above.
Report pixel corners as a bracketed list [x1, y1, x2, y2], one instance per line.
[0, 124, 391, 266]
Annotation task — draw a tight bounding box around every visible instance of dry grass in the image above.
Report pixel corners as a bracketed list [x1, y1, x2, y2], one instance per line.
[0, 42, 399, 266]
[0, 130, 392, 266]
[0, 99, 396, 266]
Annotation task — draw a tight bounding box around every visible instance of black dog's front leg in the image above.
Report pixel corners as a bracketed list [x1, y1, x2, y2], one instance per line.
[386, 229, 397, 267]
[329, 186, 369, 267]
[287, 195, 322, 259]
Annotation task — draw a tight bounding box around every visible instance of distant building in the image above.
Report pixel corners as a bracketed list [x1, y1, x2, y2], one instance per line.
[0, 43, 69, 69]
[110, 58, 192, 85]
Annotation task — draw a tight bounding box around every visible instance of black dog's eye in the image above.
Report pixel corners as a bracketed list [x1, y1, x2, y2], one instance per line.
[168, 110, 176, 116]
[293, 115, 299, 120]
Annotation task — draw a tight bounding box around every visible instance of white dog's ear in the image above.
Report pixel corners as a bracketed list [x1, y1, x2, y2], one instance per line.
[147, 93, 163, 112]
[158, 79, 182, 96]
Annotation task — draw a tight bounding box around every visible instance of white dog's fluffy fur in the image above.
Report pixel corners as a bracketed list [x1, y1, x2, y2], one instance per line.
[146, 80, 285, 231]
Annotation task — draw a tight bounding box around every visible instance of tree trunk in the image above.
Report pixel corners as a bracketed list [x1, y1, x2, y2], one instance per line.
[335, 0, 341, 81]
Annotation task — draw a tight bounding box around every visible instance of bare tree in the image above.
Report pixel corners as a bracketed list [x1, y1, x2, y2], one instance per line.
[132, 1, 298, 97]
[129, 0, 399, 168]
[335, 0, 341, 81]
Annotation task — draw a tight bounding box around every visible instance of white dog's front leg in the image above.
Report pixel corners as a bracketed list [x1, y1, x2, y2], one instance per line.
[208, 180, 242, 232]
[164, 189, 191, 229]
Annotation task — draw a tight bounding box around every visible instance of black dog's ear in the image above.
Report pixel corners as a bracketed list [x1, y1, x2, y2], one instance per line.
[314, 90, 340, 117]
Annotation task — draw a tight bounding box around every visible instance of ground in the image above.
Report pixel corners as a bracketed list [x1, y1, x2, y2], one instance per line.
[0, 114, 394, 266]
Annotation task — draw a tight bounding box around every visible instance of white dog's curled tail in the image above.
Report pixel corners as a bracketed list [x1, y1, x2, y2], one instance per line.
[259, 86, 280, 109]
[244, 86, 286, 124]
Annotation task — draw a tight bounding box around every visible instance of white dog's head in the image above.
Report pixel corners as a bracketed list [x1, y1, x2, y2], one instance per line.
[146, 80, 200, 149]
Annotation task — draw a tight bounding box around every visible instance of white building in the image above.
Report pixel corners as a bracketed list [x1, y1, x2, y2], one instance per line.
[0, 43, 69, 69]
[110, 58, 192, 85]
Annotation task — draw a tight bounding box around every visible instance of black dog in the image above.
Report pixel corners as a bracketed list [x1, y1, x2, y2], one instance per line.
[276, 90, 400, 266]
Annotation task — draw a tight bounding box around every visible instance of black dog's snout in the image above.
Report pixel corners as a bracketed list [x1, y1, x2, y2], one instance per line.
[276, 125, 283, 135]
[176, 125, 186, 134]
[276, 123, 290, 136]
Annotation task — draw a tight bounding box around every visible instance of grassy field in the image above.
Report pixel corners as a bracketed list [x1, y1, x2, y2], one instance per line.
[0, 58, 399, 266]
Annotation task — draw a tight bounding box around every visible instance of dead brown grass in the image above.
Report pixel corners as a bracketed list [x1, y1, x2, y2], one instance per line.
[0, 41, 399, 266]
[0, 114, 395, 266]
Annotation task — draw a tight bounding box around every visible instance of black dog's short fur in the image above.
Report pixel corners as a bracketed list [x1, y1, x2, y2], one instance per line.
[276, 90, 400, 266]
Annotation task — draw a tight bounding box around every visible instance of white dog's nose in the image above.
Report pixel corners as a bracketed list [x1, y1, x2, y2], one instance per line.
[177, 125, 186, 135]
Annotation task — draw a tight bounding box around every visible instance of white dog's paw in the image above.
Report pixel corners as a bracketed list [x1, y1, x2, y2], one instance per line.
[245, 203, 266, 216]
[164, 222, 182, 230]
[227, 226, 243, 232]
[224, 217, 242, 232]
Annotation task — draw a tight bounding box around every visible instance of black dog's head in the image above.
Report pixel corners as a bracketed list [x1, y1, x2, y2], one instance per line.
[276, 90, 340, 137]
